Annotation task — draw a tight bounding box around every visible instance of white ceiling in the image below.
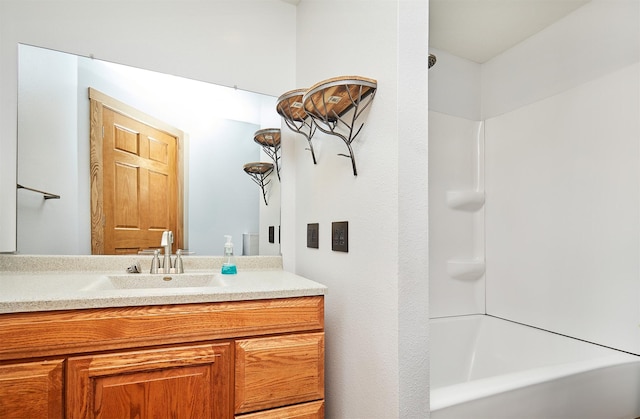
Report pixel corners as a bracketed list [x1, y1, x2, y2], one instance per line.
[429, 0, 590, 63]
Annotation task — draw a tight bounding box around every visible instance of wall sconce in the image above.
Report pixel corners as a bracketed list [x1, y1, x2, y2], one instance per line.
[253, 128, 281, 181]
[276, 88, 317, 164]
[243, 162, 274, 206]
[302, 76, 377, 176]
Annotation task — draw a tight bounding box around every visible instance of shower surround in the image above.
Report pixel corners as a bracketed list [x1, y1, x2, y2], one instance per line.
[429, 0, 640, 414]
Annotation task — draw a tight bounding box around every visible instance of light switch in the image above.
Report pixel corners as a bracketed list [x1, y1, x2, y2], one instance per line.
[307, 223, 319, 248]
[332, 221, 348, 252]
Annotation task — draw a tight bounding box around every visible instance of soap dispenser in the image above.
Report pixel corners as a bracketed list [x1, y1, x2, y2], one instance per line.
[221, 235, 237, 275]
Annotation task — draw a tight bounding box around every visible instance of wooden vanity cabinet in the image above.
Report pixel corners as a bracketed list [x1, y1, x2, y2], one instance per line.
[0, 360, 64, 419]
[66, 343, 233, 419]
[235, 333, 325, 414]
[0, 296, 324, 419]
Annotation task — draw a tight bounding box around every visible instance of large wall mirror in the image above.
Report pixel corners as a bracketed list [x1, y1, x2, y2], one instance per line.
[17, 44, 281, 256]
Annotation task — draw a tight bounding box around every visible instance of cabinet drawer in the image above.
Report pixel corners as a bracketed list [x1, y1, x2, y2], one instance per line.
[0, 359, 64, 419]
[235, 332, 324, 414]
[67, 342, 232, 419]
[235, 400, 324, 419]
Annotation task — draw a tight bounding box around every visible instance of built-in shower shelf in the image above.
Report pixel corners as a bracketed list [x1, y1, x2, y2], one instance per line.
[447, 259, 485, 281]
[446, 190, 485, 211]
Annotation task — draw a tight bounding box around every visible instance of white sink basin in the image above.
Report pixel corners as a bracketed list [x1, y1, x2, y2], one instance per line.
[82, 273, 226, 291]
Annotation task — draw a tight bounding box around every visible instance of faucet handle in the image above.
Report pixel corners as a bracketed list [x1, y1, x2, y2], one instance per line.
[174, 249, 184, 274]
[150, 249, 160, 274]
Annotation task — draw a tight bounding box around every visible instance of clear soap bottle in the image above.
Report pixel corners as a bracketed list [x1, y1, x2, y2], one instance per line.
[221, 235, 237, 275]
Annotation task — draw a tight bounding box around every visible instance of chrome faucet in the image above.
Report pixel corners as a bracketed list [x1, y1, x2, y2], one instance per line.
[161, 230, 173, 273]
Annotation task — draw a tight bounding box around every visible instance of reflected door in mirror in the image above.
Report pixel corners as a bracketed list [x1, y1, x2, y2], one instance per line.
[90, 92, 183, 254]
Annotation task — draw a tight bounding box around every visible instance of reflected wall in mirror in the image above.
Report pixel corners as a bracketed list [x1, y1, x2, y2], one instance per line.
[17, 44, 281, 256]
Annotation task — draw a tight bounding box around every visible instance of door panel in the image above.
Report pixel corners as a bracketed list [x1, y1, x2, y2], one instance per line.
[90, 89, 183, 254]
[67, 343, 232, 419]
[0, 360, 64, 419]
[235, 333, 325, 414]
[113, 162, 140, 229]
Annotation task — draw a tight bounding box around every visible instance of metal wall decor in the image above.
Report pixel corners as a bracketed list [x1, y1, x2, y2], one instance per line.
[301, 75, 377, 176]
[253, 128, 281, 181]
[276, 88, 317, 164]
[243, 162, 274, 205]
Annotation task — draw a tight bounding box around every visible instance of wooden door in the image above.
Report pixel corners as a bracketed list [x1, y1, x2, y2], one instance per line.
[90, 88, 184, 254]
[67, 343, 232, 419]
[0, 360, 64, 419]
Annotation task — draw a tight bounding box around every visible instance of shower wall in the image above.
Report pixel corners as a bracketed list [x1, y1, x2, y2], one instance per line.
[429, 112, 484, 317]
[484, 0, 640, 354]
[485, 61, 640, 354]
[430, 0, 640, 354]
[429, 49, 484, 318]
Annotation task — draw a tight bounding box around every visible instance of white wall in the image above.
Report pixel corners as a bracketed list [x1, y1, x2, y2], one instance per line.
[17, 46, 81, 254]
[287, 1, 429, 417]
[0, 0, 297, 252]
[428, 48, 481, 121]
[482, 0, 640, 119]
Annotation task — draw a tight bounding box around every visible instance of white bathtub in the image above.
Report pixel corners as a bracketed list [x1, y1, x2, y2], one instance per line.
[430, 315, 640, 418]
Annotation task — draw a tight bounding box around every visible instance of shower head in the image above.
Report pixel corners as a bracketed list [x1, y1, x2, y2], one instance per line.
[428, 53, 437, 69]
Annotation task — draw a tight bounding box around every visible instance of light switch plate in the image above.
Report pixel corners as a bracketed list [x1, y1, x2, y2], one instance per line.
[307, 223, 319, 248]
[332, 221, 348, 252]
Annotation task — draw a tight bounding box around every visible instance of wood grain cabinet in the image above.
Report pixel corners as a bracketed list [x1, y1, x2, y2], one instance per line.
[235, 333, 324, 414]
[67, 343, 232, 419]
[0, 296, 324, 419]
[0, 360, 64, 419]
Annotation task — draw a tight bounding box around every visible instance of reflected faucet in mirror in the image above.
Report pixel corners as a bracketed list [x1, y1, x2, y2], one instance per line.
[161, 231, 174, 274]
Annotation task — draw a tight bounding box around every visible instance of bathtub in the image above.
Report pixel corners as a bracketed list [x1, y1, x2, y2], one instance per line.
[430, 315, 640, 418]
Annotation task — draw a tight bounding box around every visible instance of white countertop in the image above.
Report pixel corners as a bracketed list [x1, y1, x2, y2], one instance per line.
[0, 270, 327, 314]
[0, 255, 326, 314]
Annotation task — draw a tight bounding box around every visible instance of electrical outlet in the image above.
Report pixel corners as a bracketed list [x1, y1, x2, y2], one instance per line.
[307, 223, 319, 248]
[332, 221, 348, 252]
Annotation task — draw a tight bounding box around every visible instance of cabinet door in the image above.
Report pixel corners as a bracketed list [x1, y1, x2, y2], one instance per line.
[235, 332, 324, 414]
[235, 400, 324, 419]
[67, 342, 232, 419]
[0, 359, 64, 419]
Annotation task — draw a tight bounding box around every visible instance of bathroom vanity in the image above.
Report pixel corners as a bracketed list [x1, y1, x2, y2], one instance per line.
[0, 256, 327, 419]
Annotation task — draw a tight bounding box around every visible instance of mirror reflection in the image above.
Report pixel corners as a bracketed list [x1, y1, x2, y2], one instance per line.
[17, 44, 281, 256]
